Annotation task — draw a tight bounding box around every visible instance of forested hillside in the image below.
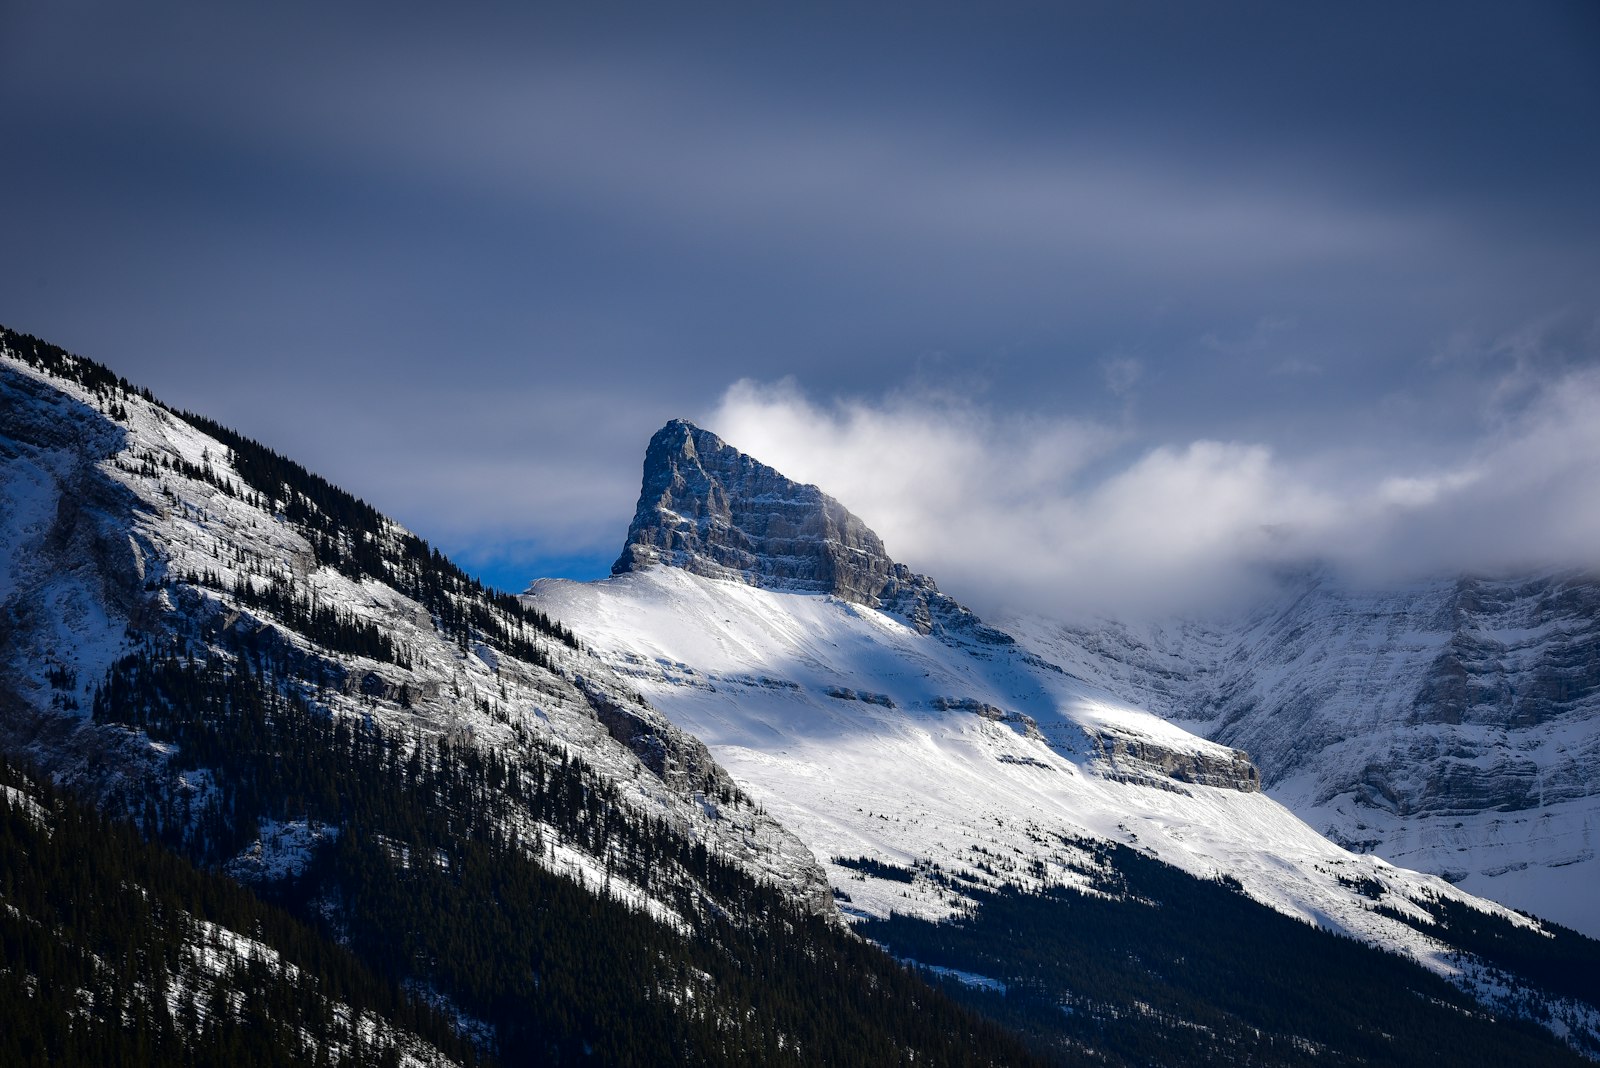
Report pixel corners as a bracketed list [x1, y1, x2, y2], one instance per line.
[0, 326, 1040, 1064]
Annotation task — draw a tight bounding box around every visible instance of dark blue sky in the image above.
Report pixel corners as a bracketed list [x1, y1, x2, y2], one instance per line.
[4, 2, 1597, 608]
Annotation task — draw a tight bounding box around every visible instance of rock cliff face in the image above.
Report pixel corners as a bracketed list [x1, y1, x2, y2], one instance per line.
[1081, 725, 1262, 793]
[613, 420, 895, 603]
[1005, 568, 1600, 936]
[615, 420, 1016, 644]
[1410, 576, 1600, 735]
[1187, 572, 1600, 819]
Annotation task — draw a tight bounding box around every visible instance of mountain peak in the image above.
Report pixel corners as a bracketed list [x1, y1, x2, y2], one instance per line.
[612, 420, 899, 605]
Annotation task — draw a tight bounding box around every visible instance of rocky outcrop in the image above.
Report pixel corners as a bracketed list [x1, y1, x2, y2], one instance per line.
[576, 673, 740, 797]
[614, 420, 1016, 644]
[613, 420, 895, 604]
[1082, 726, 1261, 793]
[878, 564, 1017, 644]
[1411, 575, 1600, 734]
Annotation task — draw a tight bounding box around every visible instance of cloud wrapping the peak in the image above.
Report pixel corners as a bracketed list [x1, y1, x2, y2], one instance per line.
[707, 367, 1600, 618]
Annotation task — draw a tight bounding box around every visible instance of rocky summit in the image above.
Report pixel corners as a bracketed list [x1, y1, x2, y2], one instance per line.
[613, 419, 1015, 643]
[612, 419, 895, 604]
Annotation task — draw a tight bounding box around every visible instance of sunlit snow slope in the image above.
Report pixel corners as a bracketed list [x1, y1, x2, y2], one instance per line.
[533, 567, 1533, 967]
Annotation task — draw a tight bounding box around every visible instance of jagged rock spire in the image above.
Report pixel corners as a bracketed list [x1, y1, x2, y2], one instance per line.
[612, 420, 1017, 645]
[612, 420, 895, 605]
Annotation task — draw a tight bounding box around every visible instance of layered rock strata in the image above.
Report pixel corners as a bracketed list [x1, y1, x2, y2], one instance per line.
[614, 420, 1014, 644]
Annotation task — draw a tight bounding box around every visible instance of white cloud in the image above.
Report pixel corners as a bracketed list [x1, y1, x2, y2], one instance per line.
[705, 366, 1600, 619]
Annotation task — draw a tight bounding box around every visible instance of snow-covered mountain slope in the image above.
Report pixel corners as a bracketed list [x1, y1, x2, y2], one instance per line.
[4, 332, 1059, 1065]
[12, 326, 1599, 1059]
[0, 343, 827, 921]
[1006, 568, 1600, 938]
[532, 567, 1542, 959]
[526, 421, 1587, 1018]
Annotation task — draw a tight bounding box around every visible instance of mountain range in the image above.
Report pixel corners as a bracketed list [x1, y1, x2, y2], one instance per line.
[3, 325, 1599, 1065]
[1006, 567, 1600, 938]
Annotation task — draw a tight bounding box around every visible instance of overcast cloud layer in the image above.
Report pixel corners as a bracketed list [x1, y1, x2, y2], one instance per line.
[708, 345, 1600, 616]
[2, 2, 1597, 609]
